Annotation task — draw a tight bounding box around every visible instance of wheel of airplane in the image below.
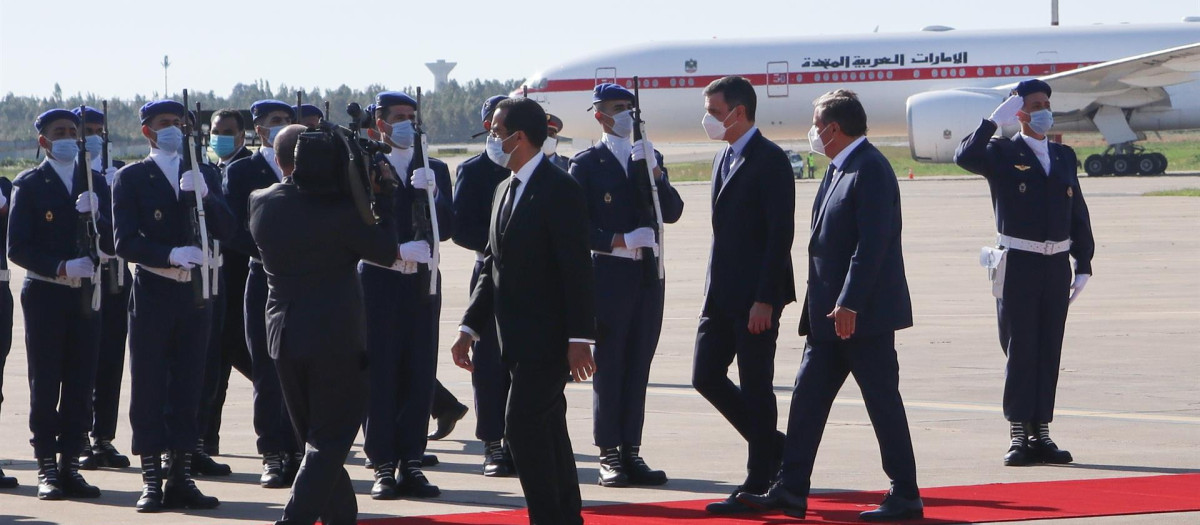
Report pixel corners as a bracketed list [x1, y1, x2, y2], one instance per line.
[1149, 152, 1168, 175]
[1135, 154, 1158, 175]
[1083, 154, 1109, 176]
[1112, 155, 1136, 176]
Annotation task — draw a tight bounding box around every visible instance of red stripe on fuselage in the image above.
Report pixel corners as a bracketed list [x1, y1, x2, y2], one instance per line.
[530, 62, 1100, 93]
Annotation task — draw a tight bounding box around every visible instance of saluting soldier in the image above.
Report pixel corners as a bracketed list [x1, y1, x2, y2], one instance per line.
[224, 100, 303, 488]
[545, 113, 570, 171]
[112, 100, 235, 512]
[450, 95, 516, 477]
[360, 91, 454, 500]
[568, 83, 684, 487]
[954, 79, 1095, 467]
[0, 150, 14, 490]
[71, 106, 133, 472]
[9, 109, 113, 500]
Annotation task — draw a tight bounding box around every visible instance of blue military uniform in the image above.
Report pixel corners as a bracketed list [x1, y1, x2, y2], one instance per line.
[0, 177, 15, 488]
[113, 100, 235, 510]
[954, 79, 1095, 465]
[10, 108, 114, 499]
[569, 104, 684, 485]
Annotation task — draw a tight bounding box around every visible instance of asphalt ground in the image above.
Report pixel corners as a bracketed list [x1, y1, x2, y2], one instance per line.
[0, 173, 1197, 524]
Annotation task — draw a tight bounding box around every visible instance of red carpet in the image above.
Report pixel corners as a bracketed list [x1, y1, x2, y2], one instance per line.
[360, 473, 1200, 524]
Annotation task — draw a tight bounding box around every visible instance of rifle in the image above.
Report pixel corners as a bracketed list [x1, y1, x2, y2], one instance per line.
[181, 89, 212, 308]
[75, 105, 102, 315]
[197, 99, 220, 298]
[413, 87, 440, 296]
[630, 76, 666, 281]
[101, 100, 124, 295]
[323, 101, 330, 125]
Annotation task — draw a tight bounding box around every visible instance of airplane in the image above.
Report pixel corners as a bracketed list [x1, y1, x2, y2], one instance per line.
[519, 20, 1200, 176]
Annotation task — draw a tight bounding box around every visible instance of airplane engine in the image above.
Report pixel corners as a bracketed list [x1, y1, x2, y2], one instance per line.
[906, 89, 1009, 163]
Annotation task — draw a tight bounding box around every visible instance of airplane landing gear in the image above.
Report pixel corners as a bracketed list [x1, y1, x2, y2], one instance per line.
[1083, 143, 1167, 176]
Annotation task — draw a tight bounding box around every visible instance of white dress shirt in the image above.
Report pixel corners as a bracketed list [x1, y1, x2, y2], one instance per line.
[1017, 132, 1051, 175]
[829, 135, 868, 172]
[260, 146, 285, 182]
[601, 133, 631, 174]
[46, 158, 75, 194]
[149, 148, 180, 199]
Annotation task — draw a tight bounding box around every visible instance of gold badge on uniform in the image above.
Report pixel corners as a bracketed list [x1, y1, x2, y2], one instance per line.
[1014, 165, 1032, 172]
[44, 210, 54, 222]
[1066, 187, 1074, 198]
[1018, 182, 1027, 193]
[153, 209, 163, 221]
[603, 192, 613, 204]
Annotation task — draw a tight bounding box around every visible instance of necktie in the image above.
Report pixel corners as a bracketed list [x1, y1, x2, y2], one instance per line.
[499, 178, 521, 236]
[715, 148, 733, 195]
[813, 164, 837, 224]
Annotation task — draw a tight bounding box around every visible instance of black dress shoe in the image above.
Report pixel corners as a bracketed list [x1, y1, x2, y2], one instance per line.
[621, 446, 667, 486]
[735, 482, 807, 518]
[192, 450, 232, 476]
[597, 447, 629, 487]
[482, 441, 512, 477]
[398, 462, 441, 498]
[0, 466, 17, 488]
[371, 463, 398, 500]
[421, 454, 439, 467]
[427, 403, 468, 441]
[706, 486, 760, 514]
[860, 493, 924, 522]
[1004, 439, 1034, 467]
[1029, 438, 1073, 464]
[260, 452, 286, 488]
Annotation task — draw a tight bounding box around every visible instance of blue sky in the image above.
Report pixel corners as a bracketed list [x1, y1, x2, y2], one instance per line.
[2, 0, 1196, 99]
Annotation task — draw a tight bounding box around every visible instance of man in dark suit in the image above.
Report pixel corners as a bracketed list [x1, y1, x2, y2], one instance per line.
[0, 172, 14, 489]
[954, 79, 1094, 466]
[450, 97, 597, 525]
[691, 76, 795, 514]
[249, 124, 399, 525]
[738, 90, 921, 522]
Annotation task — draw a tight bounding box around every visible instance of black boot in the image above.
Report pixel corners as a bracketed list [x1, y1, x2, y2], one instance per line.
[282, 452, 303, 485]
[79, 433, 97, 470]
[398, 460, 441, 498]
[82, 437, 131, 470]
[598, 447, 629, 487]
[0, 465, 17, 489]
[621, 445, 667, 486]
[482, 440, 512, 477]
[162, 451, 219, 509]
[370, 462, 398, 500]
[191, 439, 231, 476]
[136, 454, 163, 512]
[58, 454, 101, 498]
[260, 452, 285, 488]
[36, 456, 64, 500]
[1003, 421, 1033, 466]
[1029, 423, 1074, 464]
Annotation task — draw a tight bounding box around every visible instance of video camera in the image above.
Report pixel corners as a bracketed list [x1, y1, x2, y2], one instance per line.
[292, 119, 397, 225]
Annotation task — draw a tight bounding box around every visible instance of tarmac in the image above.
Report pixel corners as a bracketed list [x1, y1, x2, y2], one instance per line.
[0, 173, 1197, 525]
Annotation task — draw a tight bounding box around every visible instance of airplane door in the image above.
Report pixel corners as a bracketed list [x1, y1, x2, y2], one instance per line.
[596, 67, 617, 85]
[767, 61, 789, 97]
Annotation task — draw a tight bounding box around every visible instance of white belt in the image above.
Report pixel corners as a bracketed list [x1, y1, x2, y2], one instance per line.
[593, 247, 643, 260]
[137, 264, 192, 283]
[997, 234, 1071, 255]
[475, 251, 486, 263]
[0, 269, 9, 282]
[28, 272, 81, 288]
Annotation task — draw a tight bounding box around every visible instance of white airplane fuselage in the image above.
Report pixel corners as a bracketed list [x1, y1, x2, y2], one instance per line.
[522, 23, 1200, 157]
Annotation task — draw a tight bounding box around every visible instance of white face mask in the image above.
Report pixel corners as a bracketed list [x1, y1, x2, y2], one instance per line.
[542, 136, 558, 156]
[808, 125, 829, 157]
[1028, 109, 1054, 136]
[606, 110, 634, 138]
[486, 133, 517, 168]
[388, 120, 415, 149]
[702, 112, 733, 141]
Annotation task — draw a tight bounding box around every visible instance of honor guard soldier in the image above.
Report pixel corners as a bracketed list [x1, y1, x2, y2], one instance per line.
[113, 99, 235, 512]
[545, 113, 570, 171]
[9, 109, 113, 499]
[0, 157, 14, 490]
[225, 100, 302, 488]
[294, 103, 324, 128]
[200, 108, 253, 466]
[568, 83, 683, 487]
[955, 79, 1094, 467]
[361, 91, 454, 500]
[451, 95, 517, 476]
[71, 106, 133, 472]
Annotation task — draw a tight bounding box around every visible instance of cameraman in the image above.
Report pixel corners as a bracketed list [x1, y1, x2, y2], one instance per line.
[249, 124, 399, 525]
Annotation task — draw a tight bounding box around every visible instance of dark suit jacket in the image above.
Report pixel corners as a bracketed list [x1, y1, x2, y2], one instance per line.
[461, 157, 596, 365]
[954, 119, 1094, 275]
[248, 182, 397, 360]
[9, 161, 114, 277]
[452, 153, 510, 253]
[704, 129, 796, 316]
[798, 139, 913, 342]
[223, 150, 279, 259]
[568, 142, 684, 253]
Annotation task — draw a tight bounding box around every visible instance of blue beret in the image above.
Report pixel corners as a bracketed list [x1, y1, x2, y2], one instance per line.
[35, 109, 81, 132]
[139, 100, 185, 124]
[293, 104, 324, 119]
[1016, 79, 1052, 99]
[481, 95, 508, 123]
[72, 106, 105, 125]
[375, 91, 418, 110]
[592, 83, 634, 104]
[251, 99, 296, 121]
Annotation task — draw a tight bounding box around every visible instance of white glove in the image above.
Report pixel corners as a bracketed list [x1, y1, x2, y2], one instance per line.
[398, 240, 432, 264]
[169, 246, 206, 270]
[64, 257, 96, 279]
[623, 227, 657, 250]
[409, 167, 435, 192]
[180, 170, 209, 199]
[398, 260, 419, 274]
[1068, 274, 1090, 305]
[989, 95, 1023, 127]
[104, 166, 118, 187]
[631, 139, 654, 162]
[75, 191, 99, 213]
[0, 192, 8, 210]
